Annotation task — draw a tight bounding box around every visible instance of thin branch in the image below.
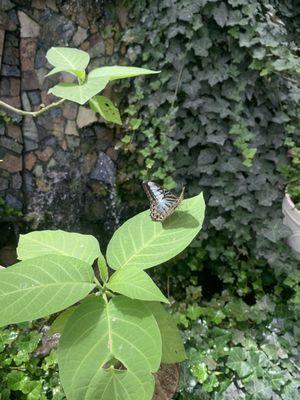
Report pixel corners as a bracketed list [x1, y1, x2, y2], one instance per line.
[0, 98, 66, 117]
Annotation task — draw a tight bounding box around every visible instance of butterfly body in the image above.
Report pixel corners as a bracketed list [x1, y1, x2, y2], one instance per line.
[143, 181, 185, 222]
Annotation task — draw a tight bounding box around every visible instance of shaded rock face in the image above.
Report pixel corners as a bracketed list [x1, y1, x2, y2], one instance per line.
[0, 1, 121, 236]
[91, 152, 116, 186]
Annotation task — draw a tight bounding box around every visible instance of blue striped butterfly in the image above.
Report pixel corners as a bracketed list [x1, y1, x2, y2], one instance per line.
[143, 181, 185, 222]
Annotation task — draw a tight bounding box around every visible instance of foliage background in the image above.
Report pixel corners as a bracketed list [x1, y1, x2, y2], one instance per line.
[1, 0, 300, 399]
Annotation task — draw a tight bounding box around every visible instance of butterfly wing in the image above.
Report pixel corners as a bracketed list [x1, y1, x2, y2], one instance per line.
[143, 181, 184, 222]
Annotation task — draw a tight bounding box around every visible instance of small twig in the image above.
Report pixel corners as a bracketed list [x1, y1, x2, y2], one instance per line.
[171, 57, 186, 108]
[0, 98, 65, 117]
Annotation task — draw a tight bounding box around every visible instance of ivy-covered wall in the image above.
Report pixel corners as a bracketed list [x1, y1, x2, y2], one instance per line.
[111, 0, 300, 299]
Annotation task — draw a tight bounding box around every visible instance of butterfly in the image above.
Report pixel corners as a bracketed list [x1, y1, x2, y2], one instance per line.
[142, 181, 185, 222]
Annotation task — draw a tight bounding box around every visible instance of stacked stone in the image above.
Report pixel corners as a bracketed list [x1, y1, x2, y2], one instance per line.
[0, 0, 121, 233]
[0, 0, 23, 213]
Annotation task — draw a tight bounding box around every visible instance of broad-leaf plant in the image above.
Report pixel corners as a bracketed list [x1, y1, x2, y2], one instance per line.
[0, 47, 159, 124]
[0, 193, 205, 400]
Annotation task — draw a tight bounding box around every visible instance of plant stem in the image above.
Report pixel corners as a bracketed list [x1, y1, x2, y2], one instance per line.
[0, 98, 65, 117]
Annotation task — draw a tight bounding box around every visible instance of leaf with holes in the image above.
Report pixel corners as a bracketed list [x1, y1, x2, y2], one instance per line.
[48, 77, 109, 105]
[0, 254, 95, 327]
[58, 295, 161, 400]
[88, 66, 160, 81]
[89, 95, 122, 125]
[106, 192, 205, 270]
[17, 230, 101, 265]
[46, 47, 90, 76]
[107, 266, 169, 303]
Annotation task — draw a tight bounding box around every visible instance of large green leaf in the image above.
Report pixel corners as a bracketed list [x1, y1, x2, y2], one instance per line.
[107, 266, 169, 303]
[0, 255, 95, 327]
[48, 76, 109, 105]
[58, 296, 161, 400]
[149, 302, 186, 363]
[46, 47, 90, 76]
[89, 95, 122, 125]
[88, 66, 160, 81]
[106, 193, 205, 270]
[17, 230, 100, 265]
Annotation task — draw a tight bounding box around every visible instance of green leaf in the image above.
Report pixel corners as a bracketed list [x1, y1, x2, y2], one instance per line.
[48, 307, 77, 335]
[6, 370, 26, 390]
[17, 229, 101, 265]
[58, 295, 161, 400]
[149, 302, 186, 363]
[227, 347, 253, 378]
[88, 66, 160, 81]
[106, 192, 205, 270]
[48, 76, 109, 105]
[46, 47, 90, 76]
[107, 266, 169, 303]
[0, 254, 95, 327]
[98, 253, 108, 283]
[89, 95, 122, 125]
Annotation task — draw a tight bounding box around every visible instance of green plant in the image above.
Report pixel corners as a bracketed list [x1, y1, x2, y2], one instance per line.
[0, 192, 205, 400]
[173, 290, 300, 400]
[112, 0, 300, 293]
[0, 47, 159, 125]
[0, 321, 65, 400]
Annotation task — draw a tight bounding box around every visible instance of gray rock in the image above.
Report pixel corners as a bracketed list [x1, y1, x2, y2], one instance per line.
[90, 152, 115, 186]
[24, 139, 39, 151]
[77, 106, 97, 129]
[0, 124, 5, 135]
[23, 116, 38, 141]
[5, 193, 22, 210]
[18, 11, 40, 38]
[65, 120, 79, 136]
[40, 15, 75, 47]
[0, 0, 14, 11]
[0, 136, 23, 154]
[73, 26, 88, 47]
[24, 171, 35, 192]
[11, 173, 22, 189]
[0, 178, 8, 190]
[1, 64, 20, 76]
[34, 48, 46, 69]
[6, 32, 18, 47]
[28, 90, 41, 106]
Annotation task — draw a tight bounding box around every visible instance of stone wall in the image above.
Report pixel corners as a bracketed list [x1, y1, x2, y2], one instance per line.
[0, 0, 123, 236]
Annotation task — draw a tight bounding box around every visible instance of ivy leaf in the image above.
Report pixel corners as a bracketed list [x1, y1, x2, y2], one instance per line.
[0, 255, 95, 327]
[89, 95, 122, 125]
[17, 230, 101, 265]
[262, 219, 291, 243]
[6, 370, 26, 391]
[227, 347, 253, 378]
[107, 266, 169, 303]
[212, 2, 228, 27]
[245, 378, 274, 400]
[106, 193, 205, 270]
